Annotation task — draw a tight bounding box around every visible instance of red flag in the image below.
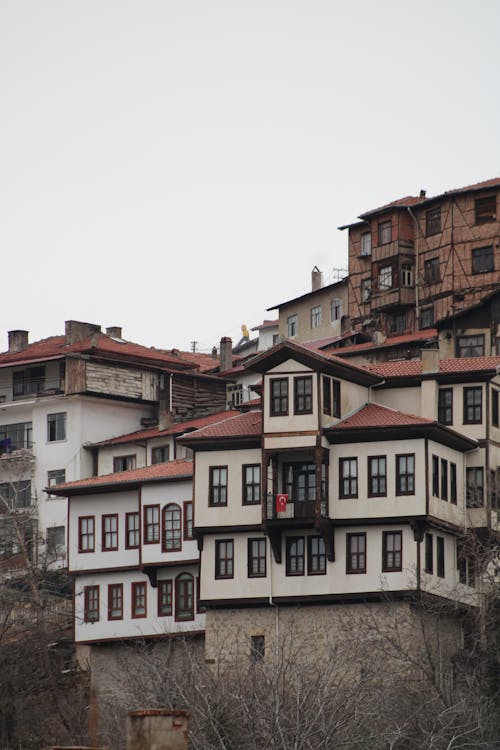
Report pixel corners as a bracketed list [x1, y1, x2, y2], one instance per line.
[276, 493, 288, 512]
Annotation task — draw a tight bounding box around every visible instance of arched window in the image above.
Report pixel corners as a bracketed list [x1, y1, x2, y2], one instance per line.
[175, 573, 194, 622]
[162, 504, 181, 552]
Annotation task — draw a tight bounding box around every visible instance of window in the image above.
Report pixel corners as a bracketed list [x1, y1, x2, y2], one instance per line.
[84, 585, 99, 623]
[466, 467, 484, 507]
[126, 512, 140, 549]
[242, 465, 260, 505]
[108, 584, 123, 620]
[426, 206, 441, 236]
[450, 463, 457, 504]
[492, 389, 499, 428]
[440, 459, 448, 501]
[458, 334, 485, 358]
[286, 537, 305, 575]
[287, 314, 298, 337]
[283, 462, 326, 504]
[183, 501, 193, 540]
[46, 526, 65, 555]
[311, 306, 321, 328]
[475, 195, 496, 224]
[162, 504, 182, 551]
[151, 445, 169, 464]
[401, 264, 413, 287]
[270, 378, 288, 416]
[175, 573, 194, 621]
[215, 539, 234, 579]
[331, 298, 342, 321]
[143, 505, 160, 544]
[457, 542, 475, 587]
[396, 454, 415, 495]
[0, 421, 33, 452]
[438, 388, 453, 425]
[378, 265, 392, 290]
[209, 466, 228, 506]
[47, 469, 66, 494]
[158, 580, 172, 616]
[424, 533, 433, 574]
[248, 538, 266, 577]
[272, 334, 279, 346]
[13, 366, 45, 398]
[472, 246, 494, 274]
[78, 516, 95, 553]
[378, 220, 391, 245]
[368, 456, 387, 497]
[250, 635, 265, 662]
[390, 311, 407, 334]
[294, 376, 313, 414]
[47, 412, 66, 442]
[339, 458, 358, 499]
[102, 514, 118, 551]
[322, 376, 341, 417]
[0, 480, 32, 509]
[346, 533, 366, 574]
[382, 531, 402, 572]
[421, 306, 434, 328]
[131, 582, 147, 618]
[437, 537, 445, 578]
[361, 278, 371, 302]
[424, 257, 440, 284]
[308, 536, 326, 575]
[113, 455, 136, 472]
[463, 387, 482, 424]
[432, 455, 439, 497]
[361, 232, 372, 256]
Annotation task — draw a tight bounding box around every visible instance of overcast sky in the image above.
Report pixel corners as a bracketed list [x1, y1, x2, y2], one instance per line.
[1, 0, 499, 353]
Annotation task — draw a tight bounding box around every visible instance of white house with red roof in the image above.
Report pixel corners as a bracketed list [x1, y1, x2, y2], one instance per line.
[179, 339, 499, 666]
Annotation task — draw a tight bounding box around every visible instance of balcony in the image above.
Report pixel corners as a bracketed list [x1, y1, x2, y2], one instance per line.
[372, 238, 414, 263]
[370, 285, 416, 312]
[0, 376, 63, 404]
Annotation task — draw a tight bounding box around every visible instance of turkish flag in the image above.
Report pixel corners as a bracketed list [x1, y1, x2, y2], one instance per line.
[276, 494, 288, 512]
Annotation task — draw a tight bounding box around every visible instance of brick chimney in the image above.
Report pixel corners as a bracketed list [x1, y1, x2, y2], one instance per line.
[311, 266, 323, 291]
[127, 709, 189, 750]
[220, 337, 232, 372]
[65, 320, 101, 345]
[106, 326, 123, 338]
[8, 330, 29, 353]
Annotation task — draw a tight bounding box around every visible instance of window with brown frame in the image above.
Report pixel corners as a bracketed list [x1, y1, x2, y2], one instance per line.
[475, 195, 496, 224]
[382, 531, 402, 572]
[162, 503, 182, 552]
[339, 458, 358, 499]
[108, 584, 123, 620]
[183, 501, 193, 539]
[378, 220, 392, 245]
[450, 463, 457, 504]
[440, 459, 448, 501]
[432, 455, 439, 497]
[286, 536, 305, 576]
[294, 376, 313, 414]
[466, 467, 484, 508]
[248, 538, 266, 577]
[424, 257, 440, 284]
[425, 206, 441, 236]
[437, 536, 445, 578]
[143, 505, 160, 544]
[78, 516, 95, 553]
[368, 456, 387, 497]
[424, 533, 433, 574]
[131, 582, 147, 618]
[360, 232, 372, 256]
[125, 512, 140, 549]
[438, 388, 453, 425]
[396, 454, 414, 495]
[102, 514, 118, 551]
[215, 539, 234, 579]
[270, 378, 288, 416]
[458, 334, 485, 357]
[492, 389, 499, 428]
[283, 462, 327, 503]
[84, 585, 99, 623]
[151, 445, 169, 464]
[307, 536, 326, 575]
[113, 454, 136, 472]
[322, 376, 340, 417]
[346, 533, 366, 574]
[378, 264, 393, 290]
[463, 387, 482, 424]
[158, 580, 173, 616]
[242, 464, 260, 505]
[472, 246, 494, 274]
[209, 466, 228, 506]
[421, 306, 434, 328]
[175, 573, 194, 621]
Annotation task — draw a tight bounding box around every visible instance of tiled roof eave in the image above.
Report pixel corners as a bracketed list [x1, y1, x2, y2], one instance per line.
[48, 470, 193, 497]
[324, 422, 476, 452]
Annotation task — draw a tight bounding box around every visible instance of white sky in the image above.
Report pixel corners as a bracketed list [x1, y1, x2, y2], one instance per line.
[1, 0, 499, 353]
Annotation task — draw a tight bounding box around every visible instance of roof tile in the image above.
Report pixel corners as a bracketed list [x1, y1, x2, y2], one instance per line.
[330, 403, 433, 430]
[52, 459, 193, 492]
[363, 356, 500, 378]
[182, 410, 262, 441]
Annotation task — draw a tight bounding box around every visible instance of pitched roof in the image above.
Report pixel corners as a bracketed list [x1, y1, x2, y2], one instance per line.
[251, 320, 279, 331]
[89, 409, 241, 447]
[335, 329, 438, 356]
[181, 410, 262, 441]
[329, 403, 433, 430]
[48, 459, 193, 494]
[267, 278, 347, 312]
[359, 195, 424, 219]
[363, 356, 500, 378]
[159, 349, 221, 372]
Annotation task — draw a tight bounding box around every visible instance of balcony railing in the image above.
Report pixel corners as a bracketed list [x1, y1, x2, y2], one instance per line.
[0, 376, 63, 404]
[265, 493, 328, 521]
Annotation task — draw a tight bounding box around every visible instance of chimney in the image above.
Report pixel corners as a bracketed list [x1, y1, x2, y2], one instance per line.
[127, 709, 189, 750]
[211, 346, 218, 359]
[8, 330, 29, 353]
[106, 326, 122, 339]
[421, 345, 439, 373]
[311, 266, 323, 291]
[65, 320, 101, 345]
[419, 189, 426, 198]
[220, 337, 233, 372]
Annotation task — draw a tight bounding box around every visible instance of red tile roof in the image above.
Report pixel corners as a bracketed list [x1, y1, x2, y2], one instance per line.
[363, 356, 500, 378]
[251, 320, 279, 331]
[50, 459, 193, 493]
[359, 195, 424, 218]
[329, 403, 433, 430]
[303, 331, 358, 350]
[335, 329, 437, 355]
[182, 410, 262, 441]
[443, 176, 500, 195]
[159, 349, 221, 372]
[90, 409, 241, 447]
